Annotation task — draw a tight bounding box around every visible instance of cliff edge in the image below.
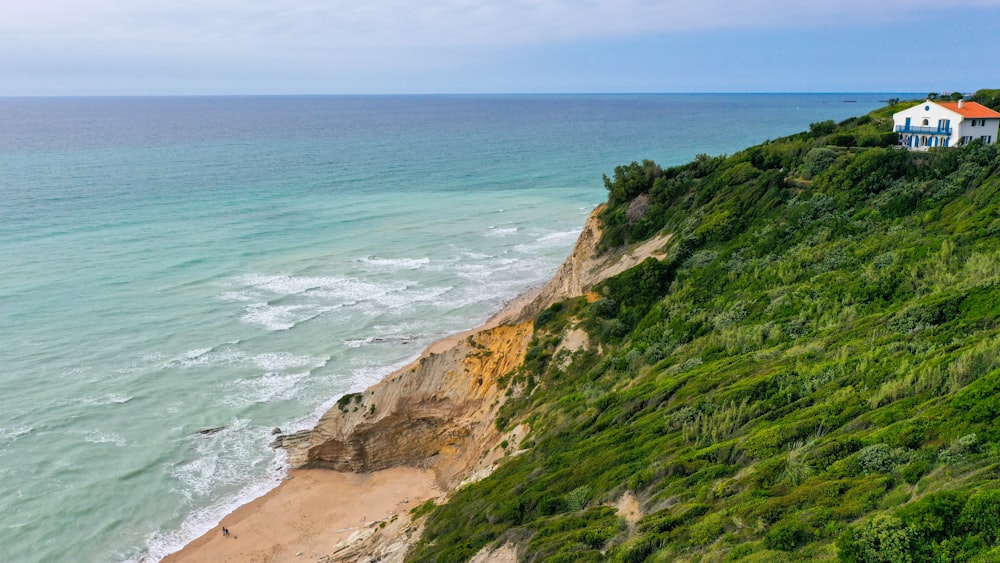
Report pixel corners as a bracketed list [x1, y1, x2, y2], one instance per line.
[275, 205, 671, 561]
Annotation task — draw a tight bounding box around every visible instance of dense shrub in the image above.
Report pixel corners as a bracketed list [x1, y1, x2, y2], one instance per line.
[764, 520, 810, 551]
[837, 515, 914, 563]
[856, 444, 911, 475]
[959, 489, 1000, 543]
[411, 98, 1000, 563]
[802, 147, 840, 179]
[604, 160, 663, 206]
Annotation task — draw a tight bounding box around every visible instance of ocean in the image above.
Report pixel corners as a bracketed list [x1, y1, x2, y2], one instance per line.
[0, 93, 899, 561]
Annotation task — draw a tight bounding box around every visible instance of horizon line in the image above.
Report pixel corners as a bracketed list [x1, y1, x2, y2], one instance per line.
[0, 91, 928, 100]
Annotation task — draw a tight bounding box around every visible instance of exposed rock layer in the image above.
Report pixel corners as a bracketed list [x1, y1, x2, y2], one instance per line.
[282, 321, 533, 488]
[280, 206, 671, 559]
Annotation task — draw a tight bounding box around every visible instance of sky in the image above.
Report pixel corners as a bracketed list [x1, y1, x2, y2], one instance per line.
[2, 0, 999, 95]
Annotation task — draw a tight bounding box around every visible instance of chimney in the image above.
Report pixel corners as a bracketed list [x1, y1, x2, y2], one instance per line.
[958, 99, 965, 108]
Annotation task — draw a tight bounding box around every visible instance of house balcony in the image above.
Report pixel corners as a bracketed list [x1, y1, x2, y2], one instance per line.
[895, 125, 952, 136]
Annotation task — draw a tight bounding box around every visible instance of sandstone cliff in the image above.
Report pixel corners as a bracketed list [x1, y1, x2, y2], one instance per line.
[278, 206, 671, 561]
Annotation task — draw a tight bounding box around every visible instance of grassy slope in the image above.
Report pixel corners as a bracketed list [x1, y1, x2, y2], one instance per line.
[407, 97, 1000, 562]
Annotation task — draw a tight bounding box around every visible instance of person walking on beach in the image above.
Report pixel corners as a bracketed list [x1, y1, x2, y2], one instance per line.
[222, 526, 230, 537]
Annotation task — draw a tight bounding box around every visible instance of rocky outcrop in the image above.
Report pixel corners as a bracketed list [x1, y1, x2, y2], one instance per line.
[280, 206, 672, 560]
[282, 322, 533, 488]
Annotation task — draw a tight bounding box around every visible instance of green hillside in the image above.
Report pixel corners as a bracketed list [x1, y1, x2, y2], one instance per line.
[408, 93, 1000, 562]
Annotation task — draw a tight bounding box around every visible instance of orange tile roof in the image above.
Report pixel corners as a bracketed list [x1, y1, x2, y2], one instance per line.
[938, 101, 1000, 118]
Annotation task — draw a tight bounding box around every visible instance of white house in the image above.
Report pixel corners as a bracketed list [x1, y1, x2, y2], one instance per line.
[893, 99, 1000, 150]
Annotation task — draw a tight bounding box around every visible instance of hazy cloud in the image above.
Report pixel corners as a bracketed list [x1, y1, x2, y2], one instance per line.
[2, 1, 998, 94]
[4, 0, 999, 50]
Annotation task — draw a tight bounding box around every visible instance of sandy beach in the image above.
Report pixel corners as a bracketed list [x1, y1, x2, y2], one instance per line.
[158, 207, 660, 562]
[162, 467, 442, 563]
[159, 289, 542, 563]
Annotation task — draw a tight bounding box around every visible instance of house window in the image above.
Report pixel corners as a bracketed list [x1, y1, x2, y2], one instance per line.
[922, 118, 929, 126]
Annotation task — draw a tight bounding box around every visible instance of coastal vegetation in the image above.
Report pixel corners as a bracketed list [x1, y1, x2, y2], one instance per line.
[407, 91, 1000, 562]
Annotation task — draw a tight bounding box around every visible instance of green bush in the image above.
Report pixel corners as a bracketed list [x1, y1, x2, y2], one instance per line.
[604, 160, 663, 206]
[802, 147, 840, 179]
[959, 489, 1000, 543]
[897, 490, 968, 543]
[837, 514, 914, 563]
[857, 444, 910, 474]
[764, 520, 810, 551]
[809, 120, 836, 136]
[564, 485, 592, 511]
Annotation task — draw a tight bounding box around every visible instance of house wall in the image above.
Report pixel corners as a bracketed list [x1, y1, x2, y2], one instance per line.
[955, 118, 1000, 146]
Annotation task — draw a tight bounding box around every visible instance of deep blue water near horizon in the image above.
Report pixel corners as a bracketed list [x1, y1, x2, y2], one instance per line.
[0, 93, 903, 562]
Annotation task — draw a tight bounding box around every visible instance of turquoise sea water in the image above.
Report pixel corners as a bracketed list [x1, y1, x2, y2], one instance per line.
[0, 94, 900, 561]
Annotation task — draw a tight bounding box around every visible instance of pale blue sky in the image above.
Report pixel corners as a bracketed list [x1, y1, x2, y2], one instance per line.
[2, 1, 999, 95]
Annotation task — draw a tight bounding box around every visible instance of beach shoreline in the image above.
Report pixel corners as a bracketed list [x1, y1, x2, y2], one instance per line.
[160, 467, 442, 563]
[158, 206, 677, 562]
[158, 283, 546, 562]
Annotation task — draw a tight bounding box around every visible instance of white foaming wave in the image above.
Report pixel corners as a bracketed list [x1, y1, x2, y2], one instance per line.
[308, 277, 414, 303]
[139, 424, 284, 563]
[461, 250, 493, 260]
[237, 274, 370, 297]
[160, 344, 325, 377]
[241, 303, 338, 332]
[343, 337, 374, 348]
[0, 426, 33, 453]
[372, 319, 439, 336]
[0, 426, 33, 441]
[185, 348, 212, 360]
[358, 256, 431, 271]
[430, 259, 554, 314]
[342, 319, 438, 348]
[143, 384, 380, 563]
[171, 419, 254, 498]
[251, 352, 325, 372]
[513, 229, 582, 253]
[343, 334, 421, 348]
[162, 346, 246, 369]
[360, 285, 453, 312]
[81, 393, 134, 406]
[453, 259, 521, 283]
[83, 430, 127, 447]
[217, 372, 305, 407]
[484, 226, 519, 237]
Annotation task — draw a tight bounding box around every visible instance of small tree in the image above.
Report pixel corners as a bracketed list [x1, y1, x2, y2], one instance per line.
[809, 119, 836, 136]
[603, 160, 662, 206]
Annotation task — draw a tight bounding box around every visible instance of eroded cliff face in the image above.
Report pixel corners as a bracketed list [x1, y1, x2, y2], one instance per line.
[278, 206, 671, 560]
[282, 321, 533, 488]
[515, 204, 671, 322]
